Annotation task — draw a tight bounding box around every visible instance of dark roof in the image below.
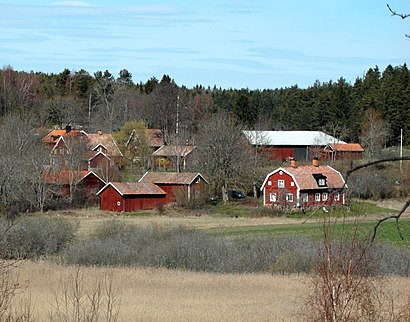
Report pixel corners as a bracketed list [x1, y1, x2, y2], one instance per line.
[139, 172, 208, 185]
[97, 182, 166, 196]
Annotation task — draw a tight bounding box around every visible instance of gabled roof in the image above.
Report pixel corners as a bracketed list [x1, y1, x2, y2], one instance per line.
[243, 130, 345, 146]
[43, 169, 89, 185]
[78, 171, 106, 185]
[139, 172, 208, 185]
[126, 128, 164, 148]
[261, 165, 346, 191]
[325, 143, 364, 152]
[97, 182, 166, 196]
[87, 133, 123, 157]
[84, 150, 113, 162]
[152, 145, 195, 157]
[43, 129, 87, 143]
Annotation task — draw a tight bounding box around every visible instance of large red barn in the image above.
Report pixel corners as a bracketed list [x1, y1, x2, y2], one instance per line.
[97, 182, 166, 212]
[260, 159, 346, 209]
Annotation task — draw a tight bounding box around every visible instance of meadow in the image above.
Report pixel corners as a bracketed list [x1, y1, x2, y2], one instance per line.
[2, 199, 409, 321]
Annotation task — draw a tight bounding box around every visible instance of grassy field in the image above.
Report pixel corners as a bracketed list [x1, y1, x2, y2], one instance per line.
[13, 261, 409, 322]
[4, 199, 408, 321]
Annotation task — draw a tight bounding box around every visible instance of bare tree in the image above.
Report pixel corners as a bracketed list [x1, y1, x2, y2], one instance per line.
[360, 108, 390, 160]
[195, 111, 252, 202]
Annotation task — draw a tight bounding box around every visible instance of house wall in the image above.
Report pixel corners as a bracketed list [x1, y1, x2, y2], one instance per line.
[77, 175, 105, 202]
[299, 190, 345, 207]
[123, 195, 166, 211]
[156, 180, 206, 204]
[99, 186, 124, 212]
[263, 171, 298, 206]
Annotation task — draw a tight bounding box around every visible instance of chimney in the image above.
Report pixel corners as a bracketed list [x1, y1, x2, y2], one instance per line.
[290, 158, 298, 168]
[98, 130, 103, 136]
[312, 157, 319, 167]
[65, 125, 72, 133]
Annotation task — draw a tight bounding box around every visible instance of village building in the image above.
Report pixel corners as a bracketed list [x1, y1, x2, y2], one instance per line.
[152, 145, 196, 171]
[243, 130, 346, 161]
[260, 158, 346, 209]
[138, 171, 208, 203]
[323, 143, 364, 161]
[97, 182, 167, 212]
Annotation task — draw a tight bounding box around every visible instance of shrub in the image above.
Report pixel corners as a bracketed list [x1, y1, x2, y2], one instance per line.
[0, 217, 77, 259]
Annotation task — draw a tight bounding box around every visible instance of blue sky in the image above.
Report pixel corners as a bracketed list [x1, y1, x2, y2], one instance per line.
[0, 1, 409, 89]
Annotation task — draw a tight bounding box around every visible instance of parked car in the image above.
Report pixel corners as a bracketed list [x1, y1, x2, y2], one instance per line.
[228, 189, 246, 200]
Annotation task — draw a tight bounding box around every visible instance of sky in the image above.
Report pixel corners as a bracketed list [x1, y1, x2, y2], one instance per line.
[0, 1, 409, 89]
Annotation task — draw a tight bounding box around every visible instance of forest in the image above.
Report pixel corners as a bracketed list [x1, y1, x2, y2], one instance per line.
[0, 63, 409, 147]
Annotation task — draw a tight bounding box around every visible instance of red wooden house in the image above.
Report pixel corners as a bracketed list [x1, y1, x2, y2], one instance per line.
[97, 182, 167, 212]
[138, 172, 208, 203]
[260, 159, 346, 209]
[76, 171, 106, 203]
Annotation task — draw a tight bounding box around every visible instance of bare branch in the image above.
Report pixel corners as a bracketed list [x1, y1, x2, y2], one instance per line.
[344, 156, 410, 242]
[387, 4, 410, 19]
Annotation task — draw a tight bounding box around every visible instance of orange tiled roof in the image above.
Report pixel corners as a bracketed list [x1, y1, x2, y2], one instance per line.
[100, 182, 166, 195]
[279, 165, 345, 190]
[43, 129, 86, 143]
[152, 145, 195, 157]
[139, 172, 208, 185]
[328, 143, 364, 152]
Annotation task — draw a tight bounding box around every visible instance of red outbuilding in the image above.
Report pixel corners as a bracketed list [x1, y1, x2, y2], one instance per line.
[138, 171, 208, 203]
[260, 159, 346, 209]
[97, 182, 166, 212]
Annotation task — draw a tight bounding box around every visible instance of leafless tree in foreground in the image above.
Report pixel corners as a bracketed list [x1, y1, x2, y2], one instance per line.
[344, 156, 410, 242]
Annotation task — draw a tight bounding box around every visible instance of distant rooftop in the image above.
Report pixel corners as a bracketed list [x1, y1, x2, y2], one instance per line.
[243, 130, 345, 146]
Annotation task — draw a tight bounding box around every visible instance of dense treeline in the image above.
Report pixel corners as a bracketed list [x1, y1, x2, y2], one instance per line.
[0, 64, 409, 146]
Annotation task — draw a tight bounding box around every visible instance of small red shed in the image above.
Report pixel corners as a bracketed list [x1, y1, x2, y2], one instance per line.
[97, 182, 166, 212]
[138, 172, 208, 203]
[77, 171, 106, 203]
[260, 159, 346, 209]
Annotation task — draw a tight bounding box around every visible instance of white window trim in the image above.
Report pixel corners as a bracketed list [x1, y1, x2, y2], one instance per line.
[302, 193, 309, 202]
[278, 180, 285, 188]
[322, 193, 328, 201]
[269, 192, 277, 202]
[286, 193, 293, 202]
[315, 193, 321, 202]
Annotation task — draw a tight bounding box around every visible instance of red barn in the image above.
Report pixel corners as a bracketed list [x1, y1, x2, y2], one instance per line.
[323, 143, 364, 161]
[260, 159, 346, 209]
[138, 172, 208, 203]
[97, 182, 166, 212]
[77, 171, 106, 203]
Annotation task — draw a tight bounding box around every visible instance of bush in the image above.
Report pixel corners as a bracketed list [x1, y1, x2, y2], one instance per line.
[0, 217, 77, 259]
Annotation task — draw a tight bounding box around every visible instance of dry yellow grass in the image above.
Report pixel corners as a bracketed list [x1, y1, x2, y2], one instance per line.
[12, 261, 408, 322]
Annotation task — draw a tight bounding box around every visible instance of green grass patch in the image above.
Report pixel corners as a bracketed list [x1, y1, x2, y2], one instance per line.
[205, 219, 410, 248]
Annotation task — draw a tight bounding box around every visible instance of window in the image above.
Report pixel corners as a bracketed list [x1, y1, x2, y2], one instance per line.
[286, 193, 293, 202]
[290, 182, 294, 187]
[268, 181, 272, 186]
[322, 193, 328, 201]
[302, 193, 309, 203]
[269, 193, 276, 202]
[334, 193, 340, 201]
[278, 180, 285, 188]
[315, 193, 321, 202]
[318, 178, 326, 186]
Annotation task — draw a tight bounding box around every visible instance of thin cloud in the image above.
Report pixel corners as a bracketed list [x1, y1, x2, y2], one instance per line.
[50, 1, 94, 7]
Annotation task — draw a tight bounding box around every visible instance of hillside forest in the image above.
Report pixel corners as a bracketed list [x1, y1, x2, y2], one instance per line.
[0, 64, 409, 146]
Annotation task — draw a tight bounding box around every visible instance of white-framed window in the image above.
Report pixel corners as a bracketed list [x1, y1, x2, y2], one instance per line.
[318, 178, 326, 186]
[315, 193, 321, 202]
[269, 193, 277, 202]
[302, 193, 309, 203]
[322, 193, 328, 201]
[290, 182, 294, 187]
[278, 180, 285, 188]
[334, 193, 340, 201]
[268, 181, 272, 186]
[286, 193, 293, 202]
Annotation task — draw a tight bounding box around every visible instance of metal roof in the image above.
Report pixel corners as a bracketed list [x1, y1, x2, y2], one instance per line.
[243, 130, 345, 146]
[97, 182, 166, 196]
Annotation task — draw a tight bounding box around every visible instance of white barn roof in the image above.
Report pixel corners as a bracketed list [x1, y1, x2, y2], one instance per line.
[243, 131, 345, 146]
